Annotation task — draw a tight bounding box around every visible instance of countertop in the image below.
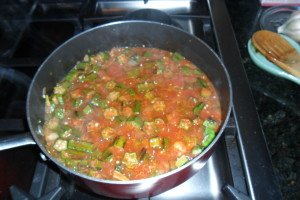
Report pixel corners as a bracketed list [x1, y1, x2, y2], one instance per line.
[225, 1, 300, 199]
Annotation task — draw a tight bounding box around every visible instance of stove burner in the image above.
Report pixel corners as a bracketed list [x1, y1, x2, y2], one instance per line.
[124, 9, 182, 29]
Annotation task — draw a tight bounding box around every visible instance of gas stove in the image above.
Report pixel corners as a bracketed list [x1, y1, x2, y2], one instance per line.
[0, 1, 281, 199]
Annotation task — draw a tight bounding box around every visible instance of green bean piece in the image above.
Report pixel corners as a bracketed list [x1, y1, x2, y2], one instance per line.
[149, 137, 162, 148]
[193, 103, 205, 116]
[175, 155, 189, 168]
[133, 100, 141, 114]
[113, 136, 126, 148]
[68, 139, 94, 153]
[172, 52, 184, 62]
[54, 108, 65, 119]
[83, 105, 93, 115]
[192, 145, 204, 155]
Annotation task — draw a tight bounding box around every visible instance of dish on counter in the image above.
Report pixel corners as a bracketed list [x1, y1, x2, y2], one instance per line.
[248, 34, 300, 85]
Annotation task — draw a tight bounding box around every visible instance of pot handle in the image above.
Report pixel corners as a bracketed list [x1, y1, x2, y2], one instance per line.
[0, 132, 36, 151]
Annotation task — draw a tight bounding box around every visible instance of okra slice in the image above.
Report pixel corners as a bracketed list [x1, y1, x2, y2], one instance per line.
[113, 170, 129, 181]
[101, 149, 113, 161]
[83, 105, 93, 115]
[201, 127, 216, 147]
[54, 107, 65, 119]
[137, 82, 155, 93]
[175, 155, 189, 168]
[203, 119, 217, 130]
[172, 52, 184, 62]
[61, 149, 87, 160]
[197, 78, 207, 88]
[133, 100, 141, 114]
[149, 137, 162, 148]
[113, 136, 126, 148]
[68, 139, 94, 153]
[192, 144, 204, 155]
[127, 116, 143, 129]
[193, 103, 205, 116]
[139, 148, 149, 161]
[72, 98, 83, 108]
[123, 152, 139, 168]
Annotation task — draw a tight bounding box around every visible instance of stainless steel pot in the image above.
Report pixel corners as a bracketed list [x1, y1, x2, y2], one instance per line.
[0, 21, 232, 199]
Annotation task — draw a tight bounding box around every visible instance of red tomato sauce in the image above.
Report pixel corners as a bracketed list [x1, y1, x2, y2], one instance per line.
[43, 47, 222, 181]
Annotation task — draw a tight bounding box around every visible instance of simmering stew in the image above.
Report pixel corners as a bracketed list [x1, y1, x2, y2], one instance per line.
[43, 47, 221, 180]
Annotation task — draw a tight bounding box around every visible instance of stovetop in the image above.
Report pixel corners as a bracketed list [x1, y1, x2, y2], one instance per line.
[0, 1, 281, 199]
